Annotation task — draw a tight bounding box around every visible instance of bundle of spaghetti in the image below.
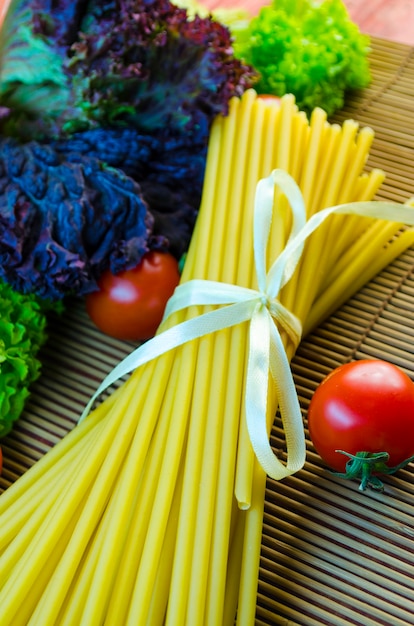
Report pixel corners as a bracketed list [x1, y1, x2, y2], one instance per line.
[1, 89, 414, 626]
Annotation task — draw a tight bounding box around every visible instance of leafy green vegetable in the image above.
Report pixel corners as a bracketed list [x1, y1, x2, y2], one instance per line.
[64, 0, 256, 137]
[0, 0, 255, 295]
[0, 280, 51, 437]
[0, 0, 72, 129]
[232, 0, 371, 116]
[0, 0, 256, 140]
[0, 137, 153, 300]
[52, 127, 208, 260]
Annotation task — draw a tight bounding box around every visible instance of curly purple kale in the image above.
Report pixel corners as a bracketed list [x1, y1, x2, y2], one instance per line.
[51, 127, 207, 189]
[0, 0, 257, 301]
[64, 0, 257, 137]
[0, 138, 154, 299]
[52, 126, 207, 260]
[1, 0, 256, 140]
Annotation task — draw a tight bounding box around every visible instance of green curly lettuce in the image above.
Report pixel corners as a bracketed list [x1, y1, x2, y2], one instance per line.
[232, 0, 371, 116]
[0, 281, 53, 436]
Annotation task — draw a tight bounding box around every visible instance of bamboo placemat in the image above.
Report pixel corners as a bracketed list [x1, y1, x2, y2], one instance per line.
[1, 37, 414, 625]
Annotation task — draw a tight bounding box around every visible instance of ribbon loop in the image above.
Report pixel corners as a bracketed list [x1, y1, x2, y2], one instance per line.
[252, 169, 306, 295]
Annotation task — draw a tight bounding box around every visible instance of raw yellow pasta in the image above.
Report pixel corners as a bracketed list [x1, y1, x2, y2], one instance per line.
[1, 90, 413, 626]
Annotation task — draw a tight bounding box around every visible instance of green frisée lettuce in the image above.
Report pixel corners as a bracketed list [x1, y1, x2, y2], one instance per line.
[0, 281, 53, 437]
[232, 0, 371, 116]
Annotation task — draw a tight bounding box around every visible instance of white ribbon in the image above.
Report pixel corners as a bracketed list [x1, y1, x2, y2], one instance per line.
[80, 169, 414, 481]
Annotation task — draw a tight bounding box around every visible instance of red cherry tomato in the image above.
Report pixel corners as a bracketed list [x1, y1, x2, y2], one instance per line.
[86, 251, 180, 342]
[257, 94, 281, 106]
[307, 360, 414, 489]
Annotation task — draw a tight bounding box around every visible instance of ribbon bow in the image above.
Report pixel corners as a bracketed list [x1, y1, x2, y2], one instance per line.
[80, 170, 414, 481]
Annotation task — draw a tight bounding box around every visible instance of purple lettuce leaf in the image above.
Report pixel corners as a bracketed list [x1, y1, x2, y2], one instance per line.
[51, 126, 207, 259]
[1, 0, 256, 141]
[64, 0, 257, 137]
[0, 137, 154, 299]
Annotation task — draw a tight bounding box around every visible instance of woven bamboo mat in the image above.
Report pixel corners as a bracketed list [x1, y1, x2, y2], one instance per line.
[1, 36, 414, 625]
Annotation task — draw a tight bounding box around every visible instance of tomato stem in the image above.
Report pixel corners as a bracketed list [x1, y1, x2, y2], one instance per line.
[332, 450, 414, 492]
[178, 253, 187, 274]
